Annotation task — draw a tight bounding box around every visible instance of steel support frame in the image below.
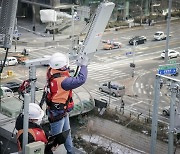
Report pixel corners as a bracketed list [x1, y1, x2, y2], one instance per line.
[150, 75, 161, 154]
[168, 81, 177, 154]
[22, 94, 30, 154]
[29, 66, 36, 103]
[150, 74, 180, 154]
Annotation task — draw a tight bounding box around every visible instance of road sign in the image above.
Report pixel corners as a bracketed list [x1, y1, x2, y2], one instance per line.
[158, 68, 176, 75]
[126, 52, 132, 55]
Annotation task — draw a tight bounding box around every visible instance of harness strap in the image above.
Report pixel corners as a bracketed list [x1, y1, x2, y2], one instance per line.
[48, 111, 67, 123]
[48, 102, 65, 110]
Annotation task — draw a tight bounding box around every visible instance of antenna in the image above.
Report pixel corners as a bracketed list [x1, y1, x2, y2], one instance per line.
[0, 0, 18, 49]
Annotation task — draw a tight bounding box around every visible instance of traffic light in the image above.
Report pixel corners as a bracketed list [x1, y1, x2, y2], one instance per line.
[130, 63, 135, 68]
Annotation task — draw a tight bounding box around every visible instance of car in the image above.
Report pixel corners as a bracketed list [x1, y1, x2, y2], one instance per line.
[99, 82, 125, 97]
[102, 39, 111, 43]
[42, 55, 51, 66]
[2, 82, 21, 92]
[7, 57, 18, 66]
[0, 86, 14, 98]
[154, 31, 166, 41]
[13, 54, 29, 64]
[0, 60, 8, 66]
[129, 36, 147, 45]
[0, 57, 18, 66]
[13, 29, 21, 40]
[161, 49, 180, 59]
[103, 42, 122, 50]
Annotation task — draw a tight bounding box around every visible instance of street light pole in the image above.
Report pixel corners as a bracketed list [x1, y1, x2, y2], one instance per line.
[137, 0, 143, 26]
[165, 0, 172, 63]
[140, 0, 143, 25]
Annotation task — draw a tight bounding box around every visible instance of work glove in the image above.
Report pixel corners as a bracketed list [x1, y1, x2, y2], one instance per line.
[76, 55, 89, 66]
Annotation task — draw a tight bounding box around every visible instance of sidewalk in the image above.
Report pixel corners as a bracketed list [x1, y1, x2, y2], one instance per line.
[88, 117, 180, 154]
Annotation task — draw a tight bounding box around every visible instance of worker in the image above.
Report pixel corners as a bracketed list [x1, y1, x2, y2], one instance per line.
[46, 52, 88, 154]
[15, 103, 49, 153]
[120, 99, 125, 113]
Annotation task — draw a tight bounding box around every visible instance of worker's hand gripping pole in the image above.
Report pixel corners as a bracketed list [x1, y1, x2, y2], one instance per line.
[76, 2, 115, 65]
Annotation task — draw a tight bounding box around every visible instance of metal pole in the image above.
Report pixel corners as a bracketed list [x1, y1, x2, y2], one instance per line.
[0, 73, 1, 111]
[165, 0, 172, 63]
[140, 0, 143, 25]
[22, 93, 30, 153]
[132, 40, 136, 77]
[29, 66, 36, 103]
[133, 40, 136, 63]
[53, 11, 55, 40]
[14, 18, 17, 52]
[168, 81, 176, 154]
[108, 81, 111, 106]
[32, 1, 36, 31]
[71, 5, 75, 50]
[150, 75, 161, 154]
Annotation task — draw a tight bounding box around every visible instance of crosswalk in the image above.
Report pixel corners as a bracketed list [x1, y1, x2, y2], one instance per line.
[87, 62, 129, 83]
[29, 45, 70, 59]
[135, 82, 163, 96]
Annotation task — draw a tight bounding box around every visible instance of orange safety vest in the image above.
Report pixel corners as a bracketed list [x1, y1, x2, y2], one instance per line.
[17, 128, 48, 151]
[47, 68, 74, 110]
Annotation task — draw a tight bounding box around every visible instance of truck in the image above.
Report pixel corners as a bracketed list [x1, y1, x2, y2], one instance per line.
[154, 31, 169, 41]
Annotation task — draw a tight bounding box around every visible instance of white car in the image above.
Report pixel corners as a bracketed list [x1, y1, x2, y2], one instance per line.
[0, 57, 18, 66]
[161, 50, 180, 59]
[7, 57, 18, 66]
[154, 31, 167, 41]
[0, 87, 14, 98]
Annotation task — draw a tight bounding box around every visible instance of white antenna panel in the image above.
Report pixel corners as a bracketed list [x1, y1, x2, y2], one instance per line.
[79, 2, 115, 56]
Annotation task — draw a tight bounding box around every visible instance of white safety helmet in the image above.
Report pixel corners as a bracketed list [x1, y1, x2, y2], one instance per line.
[28, 103, 44, 121]
[49, 52, 69, 69]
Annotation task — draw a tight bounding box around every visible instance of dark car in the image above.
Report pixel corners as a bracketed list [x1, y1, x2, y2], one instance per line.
[2, 82, 21, 92]
[129, 36, 147, 45]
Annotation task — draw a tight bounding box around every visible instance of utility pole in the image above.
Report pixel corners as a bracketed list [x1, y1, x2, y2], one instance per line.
[71, 5, 75, 50]
[108, 81, 111, 106]
[165, 0, 172, 63]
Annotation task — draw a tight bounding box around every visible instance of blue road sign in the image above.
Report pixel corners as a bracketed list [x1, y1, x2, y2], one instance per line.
[158, 68, 176, 75]
[126, 52, 132, 55]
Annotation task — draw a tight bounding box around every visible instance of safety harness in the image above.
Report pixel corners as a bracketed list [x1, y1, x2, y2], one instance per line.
[43, 68, 73, 123]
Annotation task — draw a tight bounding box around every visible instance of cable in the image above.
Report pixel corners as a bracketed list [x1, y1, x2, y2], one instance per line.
[0, 48, 9, 73]
[74, 66, 80, 77]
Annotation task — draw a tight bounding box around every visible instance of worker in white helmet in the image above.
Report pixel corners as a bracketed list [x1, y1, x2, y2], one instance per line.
[45, 52, 88, 154]
[15, 103, 48, 152]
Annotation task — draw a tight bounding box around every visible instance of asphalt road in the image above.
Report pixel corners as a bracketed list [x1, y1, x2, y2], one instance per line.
[1, 20, 180, 123]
